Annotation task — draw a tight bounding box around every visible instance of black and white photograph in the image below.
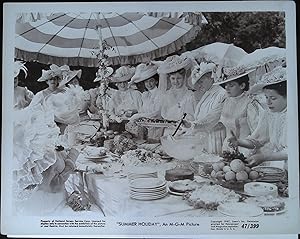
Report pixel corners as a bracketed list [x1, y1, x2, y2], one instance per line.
[2, 1, 299, 237]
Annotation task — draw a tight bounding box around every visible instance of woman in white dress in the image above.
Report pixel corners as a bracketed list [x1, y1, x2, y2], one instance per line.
[29, 64, 64, 107]
[13, 102, 80, 215]
[58, 65, 91, 121]
[228, 66, 287, 169]
[214, 66, 265, 156]
[128, 62, 163, 141]
[157, 55, 193, 122]
[107, 66, 142, 124]
[14, 61, 34, 110]
[180, 62, 227, 155]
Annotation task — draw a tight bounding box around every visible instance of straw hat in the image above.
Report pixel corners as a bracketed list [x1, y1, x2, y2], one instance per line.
[130, 63, 158, 84]
[249, 66, 286, 94]
[111, 66, 135, 83]
[157, 55, 192, 74]
[94, 67, 114, 82]
[213, 65, 255, 85]
[191, 62, 216, 85]
[58, 65, 82, 88]
[14, 61, 28, 78]
[37, 64, 62, 82]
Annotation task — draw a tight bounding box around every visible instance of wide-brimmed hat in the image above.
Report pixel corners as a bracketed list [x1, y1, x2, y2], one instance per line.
[213, 65, 255, 85]
[14, 61, 28, 78]
[58, 65, 82, 88]
[111, 66, 135, 83]
[191, 62, 216, 85]
[157, 55, 192, 74]
[94, 67, 114, 82]
[130, 63, 158, 84]
[37, 64, 62, 82]
[249, 66, 287, 94]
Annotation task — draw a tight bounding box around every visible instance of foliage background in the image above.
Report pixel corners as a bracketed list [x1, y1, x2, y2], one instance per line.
[16, 12, 286, 93]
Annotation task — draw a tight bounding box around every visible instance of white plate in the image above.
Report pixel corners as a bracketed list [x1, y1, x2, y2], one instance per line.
[130, 185, 167, 193]
[130, 190, 167, 197]
[85, 155, 108, 160]
[217, 202, 264, 217]
[130, 178, 166, 189]
[130, 192, 168, 201]
[168, 188, 184, 196]
[264, 208, 287, 215]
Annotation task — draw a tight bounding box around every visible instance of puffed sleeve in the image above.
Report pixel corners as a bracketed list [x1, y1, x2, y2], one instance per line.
[193, 89, 226, 131]
[29, 91, 44, 107]
[246, 99, 265, 134]
[246, 109, 269, 148]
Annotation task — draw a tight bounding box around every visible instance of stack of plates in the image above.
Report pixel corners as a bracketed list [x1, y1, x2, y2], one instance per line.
[129, 178, 168, 201]
[127, 167, 158, 181]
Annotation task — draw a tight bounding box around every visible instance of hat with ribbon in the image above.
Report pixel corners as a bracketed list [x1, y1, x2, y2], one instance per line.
[111, 66, 136, 83]
[213, 65, 255, 85]
[130, 62, 158, 84]
[157, 55, 192, 74]
[249, 66, 287, 94]
[14, 61, 28, 78]
[37, 64, 62, 82]
[58, 65, 82, 88]
[191, 62, 216, 85]
[94, 67, 114, 82]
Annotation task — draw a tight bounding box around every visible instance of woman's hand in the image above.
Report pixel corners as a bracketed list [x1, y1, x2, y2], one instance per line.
[245, 153, 266, 167]
[227, 135, 239, 149]
[129, 113, 142, 121]
[182, 119, 192, 128]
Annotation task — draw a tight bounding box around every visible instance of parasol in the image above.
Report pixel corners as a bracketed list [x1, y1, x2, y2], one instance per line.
[15, 12, 207, 67]
[186, 42, 248, 67]
[236, 47, 286, 85]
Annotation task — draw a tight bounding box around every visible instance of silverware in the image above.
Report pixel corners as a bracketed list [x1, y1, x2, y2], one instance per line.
[172, 113, 187, 137]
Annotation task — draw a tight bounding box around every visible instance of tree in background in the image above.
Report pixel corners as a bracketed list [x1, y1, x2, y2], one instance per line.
[185, 12, 286, 53]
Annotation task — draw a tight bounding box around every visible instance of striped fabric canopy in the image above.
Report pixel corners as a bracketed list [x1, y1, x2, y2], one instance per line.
[15, 12, 206, 67]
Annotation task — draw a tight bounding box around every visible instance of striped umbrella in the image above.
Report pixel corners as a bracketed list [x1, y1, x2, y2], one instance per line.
[15, 12, 206, 67]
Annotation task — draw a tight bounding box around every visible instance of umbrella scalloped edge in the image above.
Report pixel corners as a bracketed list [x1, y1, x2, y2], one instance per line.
[15, 26, 201, 67]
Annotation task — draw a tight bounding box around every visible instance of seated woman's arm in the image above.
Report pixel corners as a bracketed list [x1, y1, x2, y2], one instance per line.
[246, 151, 288, 167]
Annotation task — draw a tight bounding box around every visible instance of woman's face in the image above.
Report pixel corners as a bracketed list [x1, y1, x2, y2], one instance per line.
[144, 78, 157, 90]
[194, 73, 213, 92]
[224, 80, 245, 97]
[263, 88, 287, 112]
[14, 77, 18, 88]
[169, 72, 184, 89]
[116, 81, 129, 91]
[46, 76, 59, 89]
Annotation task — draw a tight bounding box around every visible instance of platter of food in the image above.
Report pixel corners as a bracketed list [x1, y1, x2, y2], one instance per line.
[183, 184, 240, 210]
[135, 117, 177, 128]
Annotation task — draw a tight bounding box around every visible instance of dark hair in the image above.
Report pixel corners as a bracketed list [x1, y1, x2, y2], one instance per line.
[137, 74, 159, 92]
[263, 81, 287, 97]
[221, 74, 250, 91]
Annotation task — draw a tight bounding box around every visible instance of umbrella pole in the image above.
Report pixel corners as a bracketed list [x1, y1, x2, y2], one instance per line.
[96, 18, 109, 130]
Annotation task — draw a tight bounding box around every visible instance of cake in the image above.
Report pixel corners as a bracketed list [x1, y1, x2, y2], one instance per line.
[165, 168, 194, 182]
[244, 182, 278, 197]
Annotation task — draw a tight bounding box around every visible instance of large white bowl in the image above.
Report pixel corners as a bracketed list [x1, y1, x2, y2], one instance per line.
[160, 135, 206, 161]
